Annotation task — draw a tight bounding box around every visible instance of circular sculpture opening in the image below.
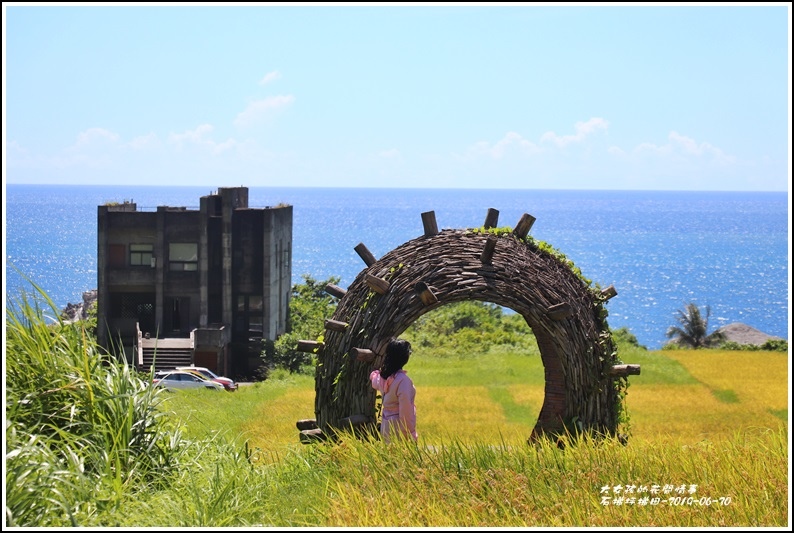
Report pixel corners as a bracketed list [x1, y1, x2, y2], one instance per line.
[299, 211, 639, 443]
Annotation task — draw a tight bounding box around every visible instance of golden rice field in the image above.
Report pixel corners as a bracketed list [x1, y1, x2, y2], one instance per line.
[177, 347, 789, 456]
[161, 347, 789, 527]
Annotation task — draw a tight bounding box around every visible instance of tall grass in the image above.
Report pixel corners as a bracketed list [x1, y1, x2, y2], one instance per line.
[5, 286, 188, 526]
[5, 285, 789, 527]
[313, 427, 788, 527]
[76, 424, 788, 527]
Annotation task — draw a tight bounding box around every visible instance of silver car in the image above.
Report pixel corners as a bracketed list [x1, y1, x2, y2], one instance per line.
[152, 370, 225, 391]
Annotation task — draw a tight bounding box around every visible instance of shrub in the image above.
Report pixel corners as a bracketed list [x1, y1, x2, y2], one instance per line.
[611, 326, 646, 350]
[264, 274, 341, 374]
[718, 339, 788, 352]
[403, 301, 539, 357]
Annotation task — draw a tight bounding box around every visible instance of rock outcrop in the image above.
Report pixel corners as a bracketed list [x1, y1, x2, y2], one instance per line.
[714, 322, 783, 346]
[61, 289, 98, 323]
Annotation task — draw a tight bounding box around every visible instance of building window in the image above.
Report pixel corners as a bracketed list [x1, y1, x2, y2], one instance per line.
[108, 244, 126, 267]
[248, 295, 263, 335]
[130, 243, 153, 266]
[169, 243, 198, 271]
[234, 294, 264, 336]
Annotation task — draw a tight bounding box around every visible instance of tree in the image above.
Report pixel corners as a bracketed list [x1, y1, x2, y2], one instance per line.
[666, 303, 725, 349]
[262, 274, 341, 373]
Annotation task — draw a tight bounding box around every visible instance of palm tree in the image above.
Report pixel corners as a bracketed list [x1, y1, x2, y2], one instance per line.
[666, 303, 726, 349]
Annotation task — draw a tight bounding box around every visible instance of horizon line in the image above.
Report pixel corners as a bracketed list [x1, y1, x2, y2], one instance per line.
[4, 182, 790, 194]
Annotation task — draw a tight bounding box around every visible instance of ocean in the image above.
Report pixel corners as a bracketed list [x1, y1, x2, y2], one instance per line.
[4, 184, 790, 350]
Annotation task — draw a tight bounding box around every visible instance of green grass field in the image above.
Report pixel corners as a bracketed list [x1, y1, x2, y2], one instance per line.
[151, 346, 788, 527]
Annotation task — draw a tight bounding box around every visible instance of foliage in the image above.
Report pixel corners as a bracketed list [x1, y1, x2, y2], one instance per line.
[402, 301, 540, 358]
[611, 326, 647, 350]
[262, 274, 341, 374]
[665, 303, 726, 349]
[718, 339, 788, 352]
[5, 284, 189, 527]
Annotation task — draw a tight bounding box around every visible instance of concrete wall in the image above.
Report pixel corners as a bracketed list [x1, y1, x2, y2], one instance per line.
[97, 188, 293, 376]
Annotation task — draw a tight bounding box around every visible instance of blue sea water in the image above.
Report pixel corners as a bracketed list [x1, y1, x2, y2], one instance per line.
[4, 184, 790, 350]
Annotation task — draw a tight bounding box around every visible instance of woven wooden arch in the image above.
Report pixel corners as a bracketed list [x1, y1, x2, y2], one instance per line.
[296, 209, 640, 443]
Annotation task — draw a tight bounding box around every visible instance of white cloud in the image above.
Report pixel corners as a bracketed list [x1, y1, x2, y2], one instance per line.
[668, 131, 734, 164]
[168, 124, 237, 155]
[5, 140, 38, 168]
[633, 131, 735, 165]
[467, 131, 541, 159]
[541, 117, 609, 147]
[127, 132, 159, 150]
[634, 141, 672, 156]
[49, 128, 122, 168]
[259, 70, 282, 85]
[233, 95, 295, 127]
[6, 140, 29, 157]
[72, 127, 120, 147]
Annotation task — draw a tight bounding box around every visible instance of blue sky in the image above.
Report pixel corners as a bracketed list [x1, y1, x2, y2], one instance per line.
[3, 3, 791, 191]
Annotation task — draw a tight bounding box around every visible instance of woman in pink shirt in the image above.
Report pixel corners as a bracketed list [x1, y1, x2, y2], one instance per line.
[369, 338, 417, 443]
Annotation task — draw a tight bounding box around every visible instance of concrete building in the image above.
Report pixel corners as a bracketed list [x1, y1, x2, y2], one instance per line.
[97, 187, 292, 377]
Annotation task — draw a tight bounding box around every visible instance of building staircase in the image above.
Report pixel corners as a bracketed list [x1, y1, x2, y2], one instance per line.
[136, 327, 194, 372]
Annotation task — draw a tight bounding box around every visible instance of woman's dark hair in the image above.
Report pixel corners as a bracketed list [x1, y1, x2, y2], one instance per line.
[380, 338, 412, 380]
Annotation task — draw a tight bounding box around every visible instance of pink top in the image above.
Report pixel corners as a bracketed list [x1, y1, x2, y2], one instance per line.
[370, 369, 417, 441]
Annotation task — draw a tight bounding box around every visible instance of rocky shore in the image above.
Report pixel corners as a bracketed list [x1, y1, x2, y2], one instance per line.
[61, 289, 98, 323]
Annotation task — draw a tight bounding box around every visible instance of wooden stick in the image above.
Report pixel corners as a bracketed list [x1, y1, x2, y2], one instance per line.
[325, 284, 347, 298]
[324, 319, 348, 332]
[421, 211, 439, 236]
[513, 213, 536, 239]
[415, 281, 438, 305]
[365, 273, 390, 294]
[601, 285, 618, 300]
[547, 302, 573, 320]
[608, 364, 641, 377]
[352, 347, 375, 363]
[354, 243, 377, 267]
[481, 235, 497, 264]
[483, 208, 499, 229]
[297, 340, 324, 353]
